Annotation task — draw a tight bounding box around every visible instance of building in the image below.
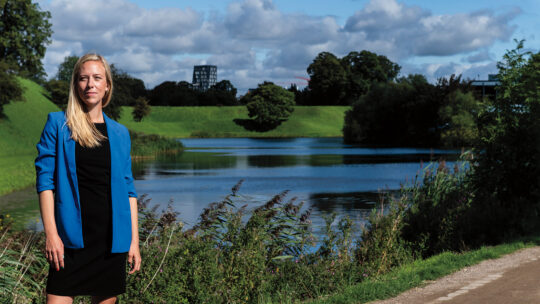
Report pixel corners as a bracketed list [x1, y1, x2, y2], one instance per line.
[192, 65, 217, 91]
[471, 74, 500, 100]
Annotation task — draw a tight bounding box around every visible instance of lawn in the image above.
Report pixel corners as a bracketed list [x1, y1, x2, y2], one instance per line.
[119, 105, 349, 138]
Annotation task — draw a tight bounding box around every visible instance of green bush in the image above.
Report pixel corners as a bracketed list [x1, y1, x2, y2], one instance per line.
[129, 130, 184, 157]
[356, 194, 413, 276]
[466, 41, 540, 245]
[402, 157, 473, 257]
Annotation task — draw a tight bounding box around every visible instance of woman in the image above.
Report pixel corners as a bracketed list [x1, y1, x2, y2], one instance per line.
[35, 53, 141, 304]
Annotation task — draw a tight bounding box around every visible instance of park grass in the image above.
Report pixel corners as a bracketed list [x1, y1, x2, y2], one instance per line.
[0, 78, 59, 196]
[306, 236, 540, 304]
[118, 105, 349, 138]
[0, 79, 183, 196]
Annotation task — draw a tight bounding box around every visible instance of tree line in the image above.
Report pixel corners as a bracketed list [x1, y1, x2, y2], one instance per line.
[45, 55, 240, 120]
[0, 0, 509, 149]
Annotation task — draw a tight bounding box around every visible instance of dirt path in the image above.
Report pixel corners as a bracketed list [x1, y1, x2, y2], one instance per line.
[370, 246, 540, 304]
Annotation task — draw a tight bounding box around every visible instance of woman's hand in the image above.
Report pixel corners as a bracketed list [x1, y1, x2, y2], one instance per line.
[128, 241, 141, 274]
[45, 233, 64, 271]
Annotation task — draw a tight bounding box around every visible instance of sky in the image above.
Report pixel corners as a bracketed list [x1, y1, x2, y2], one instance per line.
[36, 0, 540, 93]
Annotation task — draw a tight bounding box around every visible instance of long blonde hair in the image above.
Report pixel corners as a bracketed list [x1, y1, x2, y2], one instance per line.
[66, 53, 114, 148]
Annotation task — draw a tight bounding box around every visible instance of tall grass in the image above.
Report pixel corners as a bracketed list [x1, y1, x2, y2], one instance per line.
[1, 157, 535, 303]
[0, 215, 48, 303]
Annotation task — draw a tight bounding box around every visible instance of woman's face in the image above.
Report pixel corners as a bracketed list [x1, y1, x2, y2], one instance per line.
[77, 60, 109, 110]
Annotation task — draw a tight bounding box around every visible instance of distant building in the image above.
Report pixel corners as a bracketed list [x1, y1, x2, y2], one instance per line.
[471, 74, 500, 100]
[192, 65, 217, 91]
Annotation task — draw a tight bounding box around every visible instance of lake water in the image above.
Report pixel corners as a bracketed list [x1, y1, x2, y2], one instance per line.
[1, 137, 460, 236]
[132, 137, 459, 234]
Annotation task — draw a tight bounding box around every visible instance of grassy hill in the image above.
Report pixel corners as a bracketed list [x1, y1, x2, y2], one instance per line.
[0, 78, 59, 195]
[0, 79, 348, 196]
[119, 106, 349, 138]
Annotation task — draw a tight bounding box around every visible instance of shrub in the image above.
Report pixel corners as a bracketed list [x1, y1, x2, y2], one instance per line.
[129, 130, 184, 157]
[356, 194, 413, 276]
[132, 97, 151, 122]
[402, 157, 473, 257]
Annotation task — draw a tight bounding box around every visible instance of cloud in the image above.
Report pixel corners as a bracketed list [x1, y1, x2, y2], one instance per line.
[344, 0, 519, 57]
[401, 61, 498, 83]
[40, 0, 520, 92]
[124, 8, 202, 37]
[464, 50, 493, 63]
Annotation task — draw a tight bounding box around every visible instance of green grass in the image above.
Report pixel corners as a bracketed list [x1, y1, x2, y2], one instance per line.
[0, 78, 59, 195]
[118, 106, 349, 138]
[306, 236, 540, 304]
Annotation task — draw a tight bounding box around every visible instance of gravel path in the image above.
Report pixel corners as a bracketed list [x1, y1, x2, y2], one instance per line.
[370, 246, 540, 304]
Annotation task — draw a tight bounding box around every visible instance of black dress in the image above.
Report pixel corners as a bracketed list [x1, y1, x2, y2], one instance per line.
[46, 123, 128, 296]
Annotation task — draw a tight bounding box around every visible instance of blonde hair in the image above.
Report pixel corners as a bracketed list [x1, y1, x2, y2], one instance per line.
[66, 53, 114, 147]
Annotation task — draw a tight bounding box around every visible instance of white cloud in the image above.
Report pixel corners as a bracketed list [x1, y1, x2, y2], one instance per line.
[344, 0, 519, 57]
[40, 0, 520, 91]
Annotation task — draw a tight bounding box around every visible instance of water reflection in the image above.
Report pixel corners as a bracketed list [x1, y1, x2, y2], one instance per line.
[3, 137, 460, 237]
[132, 138, 459, 235]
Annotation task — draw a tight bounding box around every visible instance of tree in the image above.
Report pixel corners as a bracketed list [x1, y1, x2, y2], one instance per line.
[465, 40, 540, 244]
[0, 60, 23, 117]
[0, 0, 52, 81]
[239, 82, 294, 132]
[343, 74, 438, 146]
[206, 80, 238, 106]
[149, 81, 198, 106]
[132, 97, 151, 122]
[56, 55, 79, 81]
[307, 52, 348, 105]
[438, 90, 481, 147]
[211, 80, 237, 97]
[306, 51, 400, 105]
[110, 64, 147, 106]
[44, 79, 69, 109]
[341, 50, 400, 103]
[45, 55, 77, 109]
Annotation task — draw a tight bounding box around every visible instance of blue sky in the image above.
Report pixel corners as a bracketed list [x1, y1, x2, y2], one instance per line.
[38, 0, 539, 93]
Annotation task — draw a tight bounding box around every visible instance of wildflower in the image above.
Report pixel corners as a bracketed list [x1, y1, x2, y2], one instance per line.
[363, 273, 368, 277]
[160, 268, 163, 273]
[6, 214, 10, 218]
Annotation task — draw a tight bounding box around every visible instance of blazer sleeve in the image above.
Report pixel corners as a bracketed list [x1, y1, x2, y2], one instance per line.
[35, 113, 58, 193]
[124, 131, 137, 198]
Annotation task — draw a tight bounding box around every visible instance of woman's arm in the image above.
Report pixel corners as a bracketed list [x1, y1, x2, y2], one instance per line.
[128, 196, 141, 274]
[36, 113, 63, 271]
[39, 190, 64, 271]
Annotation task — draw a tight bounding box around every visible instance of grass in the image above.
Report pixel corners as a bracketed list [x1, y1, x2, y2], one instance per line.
[0, 80, 348, 195]
[306, 236, 540, 304]
[0, 79, 186, 196]
[0, 78, 59, 196]
[118, 105, 349, 138]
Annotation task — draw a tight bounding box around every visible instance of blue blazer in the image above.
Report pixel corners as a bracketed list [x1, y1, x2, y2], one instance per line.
[35, 111, 137, 253]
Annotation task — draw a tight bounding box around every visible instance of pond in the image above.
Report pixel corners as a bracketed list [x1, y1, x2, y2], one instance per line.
[132, 137, 459, 235]
[1, 137, 460, 237]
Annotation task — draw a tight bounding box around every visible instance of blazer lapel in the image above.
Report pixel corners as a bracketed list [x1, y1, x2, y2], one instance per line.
[63, 124, 77, 183]
[62, 121, 80, 209]
[104, 113, 121, 182]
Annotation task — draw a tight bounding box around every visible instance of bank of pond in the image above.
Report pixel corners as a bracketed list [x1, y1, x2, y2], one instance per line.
[2, 174, 540, 303]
